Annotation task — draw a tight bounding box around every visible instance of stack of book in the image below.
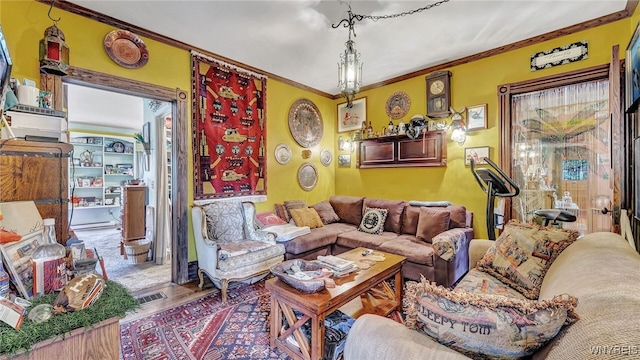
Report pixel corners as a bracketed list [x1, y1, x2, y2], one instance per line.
[315, 255, 358, 277]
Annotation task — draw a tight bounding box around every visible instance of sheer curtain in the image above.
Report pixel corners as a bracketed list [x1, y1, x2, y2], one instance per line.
[511, 80, 611, 234]
[154, 116, 171, 264]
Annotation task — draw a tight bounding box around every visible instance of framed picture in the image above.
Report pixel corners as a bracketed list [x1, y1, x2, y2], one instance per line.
[337, 97, 366, 133]
[465, 146, 490, 166]
[1, 234, 40, 299]
[626, 21, 640, 112]
[466, 104, 487, 131]
[338, 154, 351, 167]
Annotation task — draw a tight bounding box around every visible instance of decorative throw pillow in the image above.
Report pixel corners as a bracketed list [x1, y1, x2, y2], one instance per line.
[203, 201, 245, 243]
[404, 279, 579, 359]
[358, 207, 388, 235]
[310, 201, 340, 225]
[284, 200, 307, 220]
[255, 211, 288, 228]
[477, 220, 579, 299]
[274, 203, 290, 222]
[289, 208, 324, 229]
[416, 207, 450, 243]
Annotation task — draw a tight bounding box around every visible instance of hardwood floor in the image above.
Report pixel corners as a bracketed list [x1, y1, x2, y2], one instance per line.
[123, 280, 217, 321]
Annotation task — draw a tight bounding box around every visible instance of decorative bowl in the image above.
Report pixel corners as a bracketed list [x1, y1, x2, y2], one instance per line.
[270, 259, 329, 294]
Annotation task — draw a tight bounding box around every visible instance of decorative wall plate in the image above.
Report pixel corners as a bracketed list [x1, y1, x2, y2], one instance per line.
[274, 143, 292, 165]
[288, 99, 323, 148]
[320, 148, 332, 167]
[386, 91, 411, 119]
[104, 30, 149, 69]
[297, 162, 318, 191]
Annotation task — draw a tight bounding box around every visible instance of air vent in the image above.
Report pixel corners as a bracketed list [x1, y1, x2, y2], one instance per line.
[136, 292, 167, 305]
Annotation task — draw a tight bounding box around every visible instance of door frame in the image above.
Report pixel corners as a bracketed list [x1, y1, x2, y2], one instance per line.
[42, 69, 190, 285]
[497, 63, 620, 226]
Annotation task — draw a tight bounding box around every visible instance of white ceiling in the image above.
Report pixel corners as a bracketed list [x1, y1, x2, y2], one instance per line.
[67, 83, 144, 130]
[67, 0, 627, 95]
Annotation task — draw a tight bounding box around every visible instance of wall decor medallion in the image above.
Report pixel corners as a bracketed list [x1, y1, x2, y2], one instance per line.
[320, 148, 333, 166]
[274, 143, 292, 165]
[104, 30, 149, 69]
[288, 99, 323, 148]
[385, 91, 411, 119]
[530, 40, 588, 71]
[297, 162, 318, 191]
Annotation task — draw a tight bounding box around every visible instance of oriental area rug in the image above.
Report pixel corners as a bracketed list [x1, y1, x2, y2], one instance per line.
[119, 281, 289, 360]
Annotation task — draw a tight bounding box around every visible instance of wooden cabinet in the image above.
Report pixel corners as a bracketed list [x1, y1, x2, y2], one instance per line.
[120, 185, 146, 241]
[0, 140, 73, 243]
[357, 131, 447, 168]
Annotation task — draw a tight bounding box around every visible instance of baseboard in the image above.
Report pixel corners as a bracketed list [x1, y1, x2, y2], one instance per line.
[71, 221, 118, 230]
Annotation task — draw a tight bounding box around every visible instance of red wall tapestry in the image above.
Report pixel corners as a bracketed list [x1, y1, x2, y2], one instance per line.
[191, 52, 267, 199]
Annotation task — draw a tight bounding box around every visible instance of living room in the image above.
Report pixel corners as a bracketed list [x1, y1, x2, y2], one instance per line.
[1, 0, 640, 359]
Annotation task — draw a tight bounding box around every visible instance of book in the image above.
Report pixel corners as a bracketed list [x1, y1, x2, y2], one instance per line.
[316, 255, 355, 272]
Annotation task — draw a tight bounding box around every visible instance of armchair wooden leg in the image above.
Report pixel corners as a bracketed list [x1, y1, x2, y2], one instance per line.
[221, 279, 229, 302]
[198, 269, 205, 290]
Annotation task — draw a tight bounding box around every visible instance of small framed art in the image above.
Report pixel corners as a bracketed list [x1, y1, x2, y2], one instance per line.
[338, 154, 351, 167]
[466, 104, 487, 131]
[337, 97, 366, 133]
[465, 146, 490, 166]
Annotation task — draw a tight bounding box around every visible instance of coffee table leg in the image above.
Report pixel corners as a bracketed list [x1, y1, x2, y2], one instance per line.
[270, 295, 280, 349]
[395, 270, 403, 310]
[310, 314, 325, 360]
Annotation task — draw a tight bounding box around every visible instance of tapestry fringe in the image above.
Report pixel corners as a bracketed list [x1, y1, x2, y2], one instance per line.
[190, 50, 268, 80]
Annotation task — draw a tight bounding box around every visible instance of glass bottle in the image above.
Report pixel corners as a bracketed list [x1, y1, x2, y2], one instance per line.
[32, 218, 67, 296]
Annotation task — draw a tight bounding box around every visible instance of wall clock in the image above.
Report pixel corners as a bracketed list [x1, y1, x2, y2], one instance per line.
[426, 71, 452, 118]
[288, 99, 323, 148]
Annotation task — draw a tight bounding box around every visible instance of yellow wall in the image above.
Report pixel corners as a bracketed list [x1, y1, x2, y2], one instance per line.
[0, 0, 634, 247]
[336, 19, 630, 239]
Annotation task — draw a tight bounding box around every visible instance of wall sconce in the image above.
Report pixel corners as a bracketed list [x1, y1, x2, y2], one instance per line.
[39, 0, 70, 76]
[449, 108, 466, 146]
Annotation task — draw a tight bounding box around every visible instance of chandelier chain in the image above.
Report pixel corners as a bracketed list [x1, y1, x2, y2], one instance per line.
[354, 0, 451, 22]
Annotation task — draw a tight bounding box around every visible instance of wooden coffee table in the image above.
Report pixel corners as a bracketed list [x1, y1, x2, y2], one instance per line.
[266, 248, 406, 360]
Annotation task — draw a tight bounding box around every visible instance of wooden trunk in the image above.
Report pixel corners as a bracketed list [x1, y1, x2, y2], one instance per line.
[0, 317, 121, 360]
[0, 140, 73, 244]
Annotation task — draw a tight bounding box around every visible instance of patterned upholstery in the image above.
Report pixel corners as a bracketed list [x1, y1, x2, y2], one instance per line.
[192, 201, 285, 302]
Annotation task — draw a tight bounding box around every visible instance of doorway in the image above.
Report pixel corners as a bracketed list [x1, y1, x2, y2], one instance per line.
[41, 68, 189, 286]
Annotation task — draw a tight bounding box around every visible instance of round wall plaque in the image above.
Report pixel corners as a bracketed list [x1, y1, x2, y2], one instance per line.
[274, 143, 292, 165]
[288, 99, 323, 148]
[297, 162, 318, 191]
[320, 148, 332, 167]
[386, 91, 411, 119]
[104, 30, 149, 69]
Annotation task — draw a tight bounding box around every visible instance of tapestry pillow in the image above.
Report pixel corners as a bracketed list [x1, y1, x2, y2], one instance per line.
[404, 279, 579, 359]
[202, 201, 245, 243]
[358, 207, 388, 235]
[476, 220, 579, 299]
[255, 211, 288, 228]
[310, 201, 340, 225]
[289, 208, 324, 229]
[416, 207, 450, 243]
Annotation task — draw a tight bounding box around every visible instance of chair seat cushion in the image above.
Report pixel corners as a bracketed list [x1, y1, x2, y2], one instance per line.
[218, 241, 285, 272]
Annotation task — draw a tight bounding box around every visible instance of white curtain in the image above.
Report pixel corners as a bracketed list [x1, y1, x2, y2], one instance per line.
[154, 116, 171, 264]
[511, 79, 611, 234]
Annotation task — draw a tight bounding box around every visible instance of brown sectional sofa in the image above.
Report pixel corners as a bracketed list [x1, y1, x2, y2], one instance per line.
[282, 196, 474, 288]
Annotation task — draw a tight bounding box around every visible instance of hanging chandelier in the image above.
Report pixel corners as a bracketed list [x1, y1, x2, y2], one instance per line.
[332, 0, 451, 107]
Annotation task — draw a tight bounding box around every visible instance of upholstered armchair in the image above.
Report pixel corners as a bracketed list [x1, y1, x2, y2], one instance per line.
[191, 201, 285, 301]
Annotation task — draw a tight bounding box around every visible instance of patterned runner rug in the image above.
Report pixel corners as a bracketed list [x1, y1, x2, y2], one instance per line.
[120, 281, 289, 360]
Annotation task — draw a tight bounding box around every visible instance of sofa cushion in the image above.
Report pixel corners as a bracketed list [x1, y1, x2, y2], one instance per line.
[289, 208, 324, 229]
[329, 196, 364, 226]
[202, 201, 245, 243]
[379, 235, 435, 266]
[401, 205, 421, 235]
[443, 205, 467, 229]
[255, 211, 288, 228]
[358, 207, 388, 235]
[335, 230, 398, 251]
[477, 220, 579, 300]
[404, 279, 579, 359]
[274, 203, 290, 222]
[416, 207, 450, 243]
[310, 201, 340, 225]
[455, 269, 526, 300]
[403, 204, 467, 234]
[284, 223, 356, 255]
[284, 199, 307, 217]
[363, 198, 406, 233]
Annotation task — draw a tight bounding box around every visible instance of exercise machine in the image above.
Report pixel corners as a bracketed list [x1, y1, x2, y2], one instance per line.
[470, 157, 519, 240]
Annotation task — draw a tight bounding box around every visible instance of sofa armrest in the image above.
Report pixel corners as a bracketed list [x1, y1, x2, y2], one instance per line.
[344, 314, 471, 360]
[432, 228, 469, 261]
[468, 239, 493, 269]
[242, 202, 277, 244]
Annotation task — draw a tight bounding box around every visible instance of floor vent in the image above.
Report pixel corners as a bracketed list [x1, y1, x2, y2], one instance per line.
[136, 292, 167, 305]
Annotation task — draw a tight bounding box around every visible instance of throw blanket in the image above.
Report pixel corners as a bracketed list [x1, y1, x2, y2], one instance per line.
[264, 224, 311, 242]
[432, 228, 467, 261]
